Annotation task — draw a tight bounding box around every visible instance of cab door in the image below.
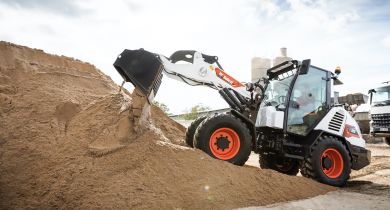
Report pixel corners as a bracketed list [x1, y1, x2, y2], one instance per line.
[285, 62, 329, 136]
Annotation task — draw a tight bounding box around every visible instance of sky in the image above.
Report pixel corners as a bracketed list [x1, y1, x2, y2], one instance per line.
[0, 0, 389, 114]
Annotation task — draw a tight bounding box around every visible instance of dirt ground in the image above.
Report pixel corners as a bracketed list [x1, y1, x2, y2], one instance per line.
[243, 143, 390, 210]
[0, 41, 336, 209]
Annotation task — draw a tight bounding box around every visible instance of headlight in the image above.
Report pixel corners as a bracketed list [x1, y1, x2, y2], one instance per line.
[343, 124, 360, 138]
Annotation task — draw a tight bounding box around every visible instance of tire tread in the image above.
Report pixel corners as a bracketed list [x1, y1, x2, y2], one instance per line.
[300, 135, 351, 186]
[194, 114, 252, 166]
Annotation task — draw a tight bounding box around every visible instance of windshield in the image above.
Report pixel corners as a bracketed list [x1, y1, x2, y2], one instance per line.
[372, 86, 390, 106]
[261, 70, 296, 108]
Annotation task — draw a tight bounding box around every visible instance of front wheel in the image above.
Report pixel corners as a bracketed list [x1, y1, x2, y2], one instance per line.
[194, 114, 252, 166]
[300, 136, 351, 186]
[185, 116, 207, 147]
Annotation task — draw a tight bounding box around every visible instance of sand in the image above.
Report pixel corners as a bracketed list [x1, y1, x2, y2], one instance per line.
[0, 41, 334, 209]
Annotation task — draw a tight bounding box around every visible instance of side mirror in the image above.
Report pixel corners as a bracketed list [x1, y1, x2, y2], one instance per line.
[299, 59, 310, 75]
[368, 89, 375, 105]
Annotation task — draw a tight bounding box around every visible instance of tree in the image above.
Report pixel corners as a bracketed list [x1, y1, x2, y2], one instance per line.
[183, 104, 211, 120]
[153, 101, 170, 115]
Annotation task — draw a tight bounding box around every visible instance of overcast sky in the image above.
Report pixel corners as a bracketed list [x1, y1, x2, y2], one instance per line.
[1, 0, 389, 114]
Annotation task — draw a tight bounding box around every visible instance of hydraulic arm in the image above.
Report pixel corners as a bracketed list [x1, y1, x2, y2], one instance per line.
[113, 49, 256, 132]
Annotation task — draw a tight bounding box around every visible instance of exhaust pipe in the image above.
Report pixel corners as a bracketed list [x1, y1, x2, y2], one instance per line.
[113, 49, 164, 102]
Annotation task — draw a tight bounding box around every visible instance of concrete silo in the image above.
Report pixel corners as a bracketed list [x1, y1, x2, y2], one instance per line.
[273, 47, 292, 66]
[251, 57, 271, 82]
[251, 48, 292, 82]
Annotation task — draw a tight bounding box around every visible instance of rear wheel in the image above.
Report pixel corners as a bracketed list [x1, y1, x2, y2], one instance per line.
[194, 114, 252, 166]
[185, 116, 207, 147]
[300, 136, 351, 186]
[259, 154, 300, 176]
[385, 137, 390, 146]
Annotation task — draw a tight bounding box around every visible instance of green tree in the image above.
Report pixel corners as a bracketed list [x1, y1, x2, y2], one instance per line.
[183, 104, 211, 120]
[153, 101, 170, 115]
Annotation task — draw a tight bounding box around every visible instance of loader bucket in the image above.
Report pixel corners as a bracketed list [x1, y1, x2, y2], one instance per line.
[113, 49, 164, 102]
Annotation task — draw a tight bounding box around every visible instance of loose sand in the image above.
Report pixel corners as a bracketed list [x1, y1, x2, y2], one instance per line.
[0, 41, 334, 209]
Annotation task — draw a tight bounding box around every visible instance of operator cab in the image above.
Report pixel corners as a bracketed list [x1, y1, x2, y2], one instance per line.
[256, 60, 332, 136]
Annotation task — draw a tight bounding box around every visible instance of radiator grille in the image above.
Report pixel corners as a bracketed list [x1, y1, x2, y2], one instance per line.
[372, 113, 390, 128]
[328, 111, 344, 132]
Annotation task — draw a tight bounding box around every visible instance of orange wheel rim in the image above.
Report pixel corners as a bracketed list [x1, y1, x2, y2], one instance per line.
[209, 128, 240, 160]
[321, 148, 344, 178]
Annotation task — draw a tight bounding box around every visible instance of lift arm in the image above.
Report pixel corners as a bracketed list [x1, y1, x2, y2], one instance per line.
[113, 49, 251, 103]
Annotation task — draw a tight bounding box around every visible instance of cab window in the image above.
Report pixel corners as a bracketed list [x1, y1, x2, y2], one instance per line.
[287, 66, 328, 135]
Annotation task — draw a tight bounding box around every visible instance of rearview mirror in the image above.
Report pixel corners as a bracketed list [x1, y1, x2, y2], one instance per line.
[297, 59, 311, 75]
[368, 89, 375, 104]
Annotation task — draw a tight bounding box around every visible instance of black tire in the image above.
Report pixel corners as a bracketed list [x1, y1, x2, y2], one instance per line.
[259, 154, 300, 176]
[185, 116, 207, 147]
[385, 137, 390, 146]
[300, 136, 351, 187]
[193, 114, 252, 166]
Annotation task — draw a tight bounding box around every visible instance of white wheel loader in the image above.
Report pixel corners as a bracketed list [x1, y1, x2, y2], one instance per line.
[113, 49, 370, 187]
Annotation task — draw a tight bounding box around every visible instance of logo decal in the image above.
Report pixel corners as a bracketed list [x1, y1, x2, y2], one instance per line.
[214, 68, 244, 87]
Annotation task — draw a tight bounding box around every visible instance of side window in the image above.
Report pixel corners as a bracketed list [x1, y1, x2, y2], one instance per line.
[287, 67, 327, 136]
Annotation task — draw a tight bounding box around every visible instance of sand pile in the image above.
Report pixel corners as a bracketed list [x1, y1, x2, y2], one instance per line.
[0, 41, 334, 209]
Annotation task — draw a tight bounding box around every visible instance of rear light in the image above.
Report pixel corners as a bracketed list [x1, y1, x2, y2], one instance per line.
[343, 124, 360, 138]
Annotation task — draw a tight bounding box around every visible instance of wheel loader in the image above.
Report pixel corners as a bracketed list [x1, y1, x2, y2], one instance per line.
[113, 49, 371, 187]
